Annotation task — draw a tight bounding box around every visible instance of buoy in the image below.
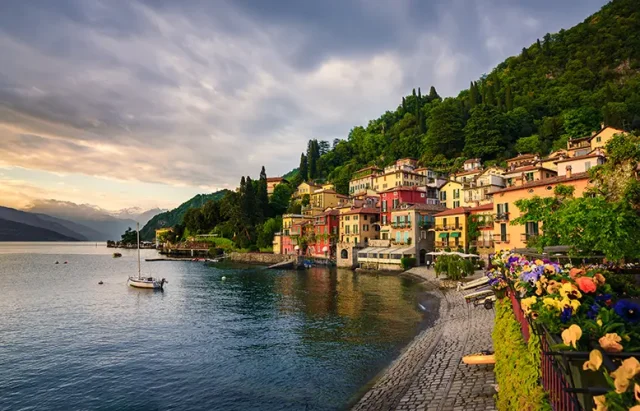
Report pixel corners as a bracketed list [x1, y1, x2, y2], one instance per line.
[55, 261, 59, 264]
[64, 261, 68, 264]
[221, 276, 226, 281]
[98, 281, 104, 285]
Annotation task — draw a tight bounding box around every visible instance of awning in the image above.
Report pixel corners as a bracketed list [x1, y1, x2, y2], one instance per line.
[438, 232, 448, 238]
[357, 247, 375, 255]
[397, 246, 416, 255]
[450, 232, 461, 238]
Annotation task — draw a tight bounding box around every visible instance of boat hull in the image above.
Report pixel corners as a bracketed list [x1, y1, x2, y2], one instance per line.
[128, 277, 163, 289]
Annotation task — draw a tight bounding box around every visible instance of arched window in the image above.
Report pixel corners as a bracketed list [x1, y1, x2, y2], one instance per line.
[340, 249, 348, 259]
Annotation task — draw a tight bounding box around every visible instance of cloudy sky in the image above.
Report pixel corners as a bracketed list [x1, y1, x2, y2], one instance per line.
[0, 0, 607, 211]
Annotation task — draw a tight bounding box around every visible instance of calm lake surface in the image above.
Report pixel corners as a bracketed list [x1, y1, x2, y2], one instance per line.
[0, 243, 430, 411]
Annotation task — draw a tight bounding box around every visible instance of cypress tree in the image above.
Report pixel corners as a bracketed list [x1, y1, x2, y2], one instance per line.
[258, 166, 269, 221]
[521, 47, 529, 60]
[418, 87, 422, 102]
[412, 88, 416, 97]
[299, 153, 308, 183]
[402, 97, 406, 112]
[505, 84, 513, 111]
[244, 176, 256, 226]
[429, 86, 440, 101]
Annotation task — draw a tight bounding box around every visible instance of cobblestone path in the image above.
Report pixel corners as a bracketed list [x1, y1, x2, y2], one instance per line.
[352, 268, 496, 411]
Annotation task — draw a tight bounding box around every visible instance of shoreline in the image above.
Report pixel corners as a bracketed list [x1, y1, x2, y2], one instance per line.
[350, 267, 496, 411]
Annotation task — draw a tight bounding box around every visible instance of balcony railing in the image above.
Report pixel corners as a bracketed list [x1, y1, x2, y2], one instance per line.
[391, 222, 412, 228]
[470, 240, 494, 248]
[435, 241, 449, 248]
[494, 212, 510, 222]
[419, 221, 433, 229]
[493, 233, 510, 243]
[520, 233, 539, 243]
[434, 225, 461, 231]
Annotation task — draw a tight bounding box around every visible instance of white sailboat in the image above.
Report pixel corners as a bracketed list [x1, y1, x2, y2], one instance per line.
[127, 223, 167, 290]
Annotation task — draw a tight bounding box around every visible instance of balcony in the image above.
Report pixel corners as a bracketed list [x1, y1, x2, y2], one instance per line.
[494, 212, 510, 222]
[520, 233, 539, 243]
[391, 222, 412, 228]
[470, 240, 494, 248]
[419, 221, 433, 229]
[493, 234, 510, 244]
[476, 219, 494, 228]
[435, 241, 449, 248]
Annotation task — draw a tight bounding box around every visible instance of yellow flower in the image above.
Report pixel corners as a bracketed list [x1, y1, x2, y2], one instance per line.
[521, 296, 537, 314]
[583, 349, 603, 371]
[610, 357, 640, 394]
[546, 280, 562, 294]
[597, 319, 603, 327]
[599, 333, 623, 353]
[561, 324, 582, 349]
[535, 281, 544, 296]
[593, 395, 607, 411]
[635, 383, 640, 402]
[561, 298, 581, 312]
[559, 283, 582, 299]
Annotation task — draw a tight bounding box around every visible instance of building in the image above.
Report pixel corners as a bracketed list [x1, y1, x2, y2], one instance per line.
[433, 207, 471, 252]
[540, 150, 568, 171]
[339, 206, 381, 246]
[307, 209, 340, 258]
[266, 177, 288, 196]
[555, 150, 606, 176]
[272, 233, 282, 254]
[379, 186, 438, 239]
[302, 188, 348, 216]
[503, 165, 557, 187]
[468, 204, 495, 256]
[463, 158, 482, 172]
[372, 159, 427, 192]
[491, 171, 592, 250]
[453, 168, 483, 184]
[280, 214, 312, 254]
[590, 126, 625, 152]
[439, 179, 469, 209]
[389, 203, 445, 264]
[294, 181, 321, 199]
[463, 167, 505, 206]
[506, 153, 538, 169]
[566, 125, 626, 158]
[349, 166, 382, 196]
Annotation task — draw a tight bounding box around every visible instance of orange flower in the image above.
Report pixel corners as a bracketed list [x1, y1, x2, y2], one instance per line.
[583, 349, 603, 371]
[561, 324, 582, 349]
[546, 280, 562, 294]
[599, 333, 623, 353]
[593, 395, 607, 411]
[593, 273, 606, 286]
[635, 383, 640, 402]
[610, 357, 640, 394]
[576, 276, 597, 293]
[569, 267, 585, 278]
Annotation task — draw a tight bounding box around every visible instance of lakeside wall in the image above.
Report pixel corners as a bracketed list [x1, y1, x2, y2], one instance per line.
[228, 252, 293, 265]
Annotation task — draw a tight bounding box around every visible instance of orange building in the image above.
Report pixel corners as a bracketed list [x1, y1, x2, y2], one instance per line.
[266, 177, 288, 195]
[491, 171, 591, 250]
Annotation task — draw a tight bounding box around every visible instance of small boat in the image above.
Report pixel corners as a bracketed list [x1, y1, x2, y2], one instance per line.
[113, 253, 122, 258]
[462, 351, 495, 365]
[127, 222, 167, 290]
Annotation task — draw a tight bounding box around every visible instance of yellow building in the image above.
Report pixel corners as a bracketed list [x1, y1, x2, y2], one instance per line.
[439, 180, 469, 209]
[294, 181, 321, 199]
[372, 170, 426, 192]
[590, 126, 626, 152]
[349, 166, 382, 196]
[272, 234, 282, 254]
[339, 206, 381, 246]
[491, 171, 592, 250]
[155, 228, 173, 247]
[282, 214, 311, 236]
[433, 207, 470, 251]
[503, 165, 557, 187]
[540, 150, 568, 171]
[468, 203, 495, 256]
[303, 189, 348, 216]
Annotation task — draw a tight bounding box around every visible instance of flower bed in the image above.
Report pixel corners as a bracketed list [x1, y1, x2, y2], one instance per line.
[488, 250, 640, 411]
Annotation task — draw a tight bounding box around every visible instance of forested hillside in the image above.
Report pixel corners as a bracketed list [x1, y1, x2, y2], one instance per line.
[140, 190, 230, 240]
[290, 0, 640, 194]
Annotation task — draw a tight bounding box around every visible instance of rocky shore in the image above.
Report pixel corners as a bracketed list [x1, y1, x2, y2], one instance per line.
[352, 267, 496, 411]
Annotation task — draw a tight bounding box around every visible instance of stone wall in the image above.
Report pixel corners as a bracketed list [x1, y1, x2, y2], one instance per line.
[228, 252, 293, 265]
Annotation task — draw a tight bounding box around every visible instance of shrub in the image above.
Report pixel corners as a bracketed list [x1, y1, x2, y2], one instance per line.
[462, 258, 475, 276]
[401, 256, 417, 270]
[476, 259, 486, 269]
[208, 247, 224, 257]
[434, 255, 468, 280]
[248, 244, 260, 252]
[493, 299, 551, 411]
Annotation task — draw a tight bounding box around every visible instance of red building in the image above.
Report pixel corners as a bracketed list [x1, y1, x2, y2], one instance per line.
[307, 209, 340, 258]
[379, 186, 436, 227]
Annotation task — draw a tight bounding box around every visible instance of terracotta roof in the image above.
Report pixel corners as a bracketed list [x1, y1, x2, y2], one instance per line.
[322, 209, 340, 216]
[494, 172, 590, 194]
[435, 206, 473, 217]
[353, 166, 382, 174]
[455, 169, 482, 177]
[554, 152, 605, 164]
[507, 153, 536, 161]
[504, 165, 556, 174]
[392, 203, 446, 212]
[342, 207, 381, 215]
[569, 135, 591, 142]
[380, 185, 426, 193]
[464, 158, 481, 164]
[267, 177, 286, 182]
[469, 203, 494, 212]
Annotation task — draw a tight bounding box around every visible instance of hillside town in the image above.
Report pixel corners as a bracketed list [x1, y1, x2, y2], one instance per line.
[269, 125, 627, 270]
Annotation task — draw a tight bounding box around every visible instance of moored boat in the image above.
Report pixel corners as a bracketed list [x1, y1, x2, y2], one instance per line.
[127, 223, 167, 290]
[113, 253, 122, 258]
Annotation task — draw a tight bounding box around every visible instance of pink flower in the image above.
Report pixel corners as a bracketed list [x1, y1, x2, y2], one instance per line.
[576, 276, 597, 293]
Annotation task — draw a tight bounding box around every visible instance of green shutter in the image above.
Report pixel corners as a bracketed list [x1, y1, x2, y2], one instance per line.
[450, 232, 461, 238]
[438, 233, 448, 238]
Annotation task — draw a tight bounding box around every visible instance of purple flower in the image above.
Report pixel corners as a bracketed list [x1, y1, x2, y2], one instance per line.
[596, 294, 612, 304]
[586, 304, 600, 319]
[560, 307, 572, 323]
[614, 300, 640, 323]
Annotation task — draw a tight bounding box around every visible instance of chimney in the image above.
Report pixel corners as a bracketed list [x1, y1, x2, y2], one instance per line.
[566, 165, 572, 178]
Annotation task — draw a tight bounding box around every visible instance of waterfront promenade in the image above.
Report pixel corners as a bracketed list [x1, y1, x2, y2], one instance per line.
[353, 267, 496, 411]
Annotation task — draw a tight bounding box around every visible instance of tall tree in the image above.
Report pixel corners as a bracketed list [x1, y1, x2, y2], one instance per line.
[298, 153, 308, 183]
[469, 82, 479, 108]
[257, 166, 269, 221]
[422, 98, 465, 159]
[463, 105, 504, 159]
[318, 140, 330, 155]
[428, 86, 440, 101]
[307, 139, 320, 180]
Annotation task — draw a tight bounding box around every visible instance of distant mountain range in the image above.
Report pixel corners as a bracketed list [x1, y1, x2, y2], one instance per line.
[0, 218, 80, 241]
[140, 190, 230, 240]
[0, 200, 167, 241]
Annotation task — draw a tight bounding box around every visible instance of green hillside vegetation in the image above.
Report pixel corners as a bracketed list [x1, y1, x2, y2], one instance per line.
[289, 0, 640, 194]
[140, 190, 230, 240]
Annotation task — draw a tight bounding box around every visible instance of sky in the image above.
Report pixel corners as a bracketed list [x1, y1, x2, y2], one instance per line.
[0, 0, 608, 212]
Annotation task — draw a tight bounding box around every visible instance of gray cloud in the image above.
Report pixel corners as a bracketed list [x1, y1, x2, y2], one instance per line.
[0, 0, 608, 191]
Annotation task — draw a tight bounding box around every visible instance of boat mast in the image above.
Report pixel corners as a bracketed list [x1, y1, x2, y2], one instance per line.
[137, 222, 141, 280]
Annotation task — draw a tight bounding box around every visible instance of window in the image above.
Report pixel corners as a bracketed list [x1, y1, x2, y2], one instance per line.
[585, 161, 591, 171]
[382, 233, 388, 240]
[596, 136, 602, 143]
[453, 201, 460, 208]
[404, 232, 409, 243]
[454, 217, 459, 228]
[440, 191, 447, 201]
[421, 230, 426, 239]
[364, 237, 368, 243]
[364, 215, 368, 221]
[345, 226, 350, 234]
[363, 224, 369, 231]
[354, 215, 359, 221]
[443, 218, 447, 228]
[500, 223, 507, 242]
[381, 201, 387, 212]
[354, 238, 358, 245]
[345, 216, 350, 221]
[525, 172, 534, 181]
[453, 189, 460, 199]
[382, 215, 387, 225]
[352, 224, 358, 234]
[525, 222, 539, 237]
[392, 199, 399, 209]
[396, 232, 401, 243]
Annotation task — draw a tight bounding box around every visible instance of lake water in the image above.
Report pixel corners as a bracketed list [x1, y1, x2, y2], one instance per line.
[0, 243, 431, 411]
